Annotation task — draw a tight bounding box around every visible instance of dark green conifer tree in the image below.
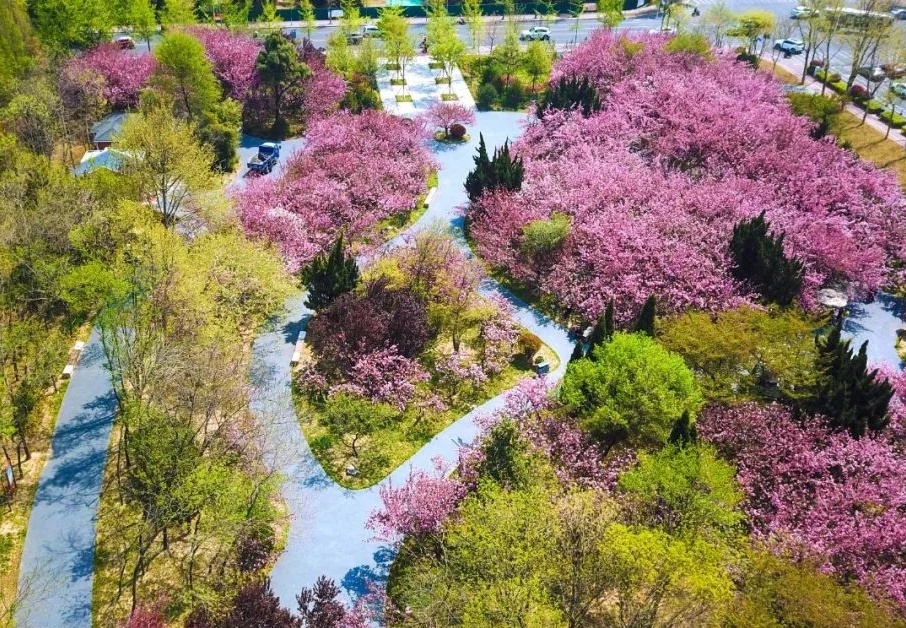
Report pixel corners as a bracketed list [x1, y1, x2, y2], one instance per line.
[811, 323, 893, 438]
[587, 299, 615, 356]
[668, 410, 698, 447]
[464, 135, 524, 204]
[569, 341, 585, 363]
[730, 212, 804, 307]
[634, 295, 657, 336]
[536, 76, 602, 119]
[302, 234, 359, 311]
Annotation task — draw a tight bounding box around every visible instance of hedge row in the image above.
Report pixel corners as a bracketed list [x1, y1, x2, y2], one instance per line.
[811, 68, 906, 128]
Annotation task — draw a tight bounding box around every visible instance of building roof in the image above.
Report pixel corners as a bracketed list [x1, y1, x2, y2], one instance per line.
[90, 112, 130, 144]
[73, 149, 127, 177]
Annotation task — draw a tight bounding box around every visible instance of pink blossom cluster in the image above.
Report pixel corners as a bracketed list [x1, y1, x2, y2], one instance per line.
[237, 110, 435, 272]
[185, 26, 262, 100]
[701, 402, 906, 608]
[64, 44, 156, 110]
[477, 297, 520, 374]
[331, 346, 429, 410]
[367, 456, 467, 542]
[469, 30, 906, 322]
[433, 350, 488, 401]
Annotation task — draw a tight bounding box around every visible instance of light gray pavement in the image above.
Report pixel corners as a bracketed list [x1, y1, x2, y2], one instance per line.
[377, 54, 475, 115]
[15, 331, 117, 628]
[844, 293, 906, 368]
[258, 111, 575, 608]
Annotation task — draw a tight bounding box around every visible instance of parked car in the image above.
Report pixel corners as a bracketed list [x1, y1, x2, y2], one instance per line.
[773, 39, 805, 54]
[890, 82, 906, 98]
[858, 65, 886, 81]
[346, 32, 363, 45]
[892, 8, 906, 19]
[115, 35, 135, 49]
[883, 63, 906, 79]
[790, 6, 819, 18]
[247, 142, 281, 175]
[362, 24, 381, 38]
[519, 26, 551, 41]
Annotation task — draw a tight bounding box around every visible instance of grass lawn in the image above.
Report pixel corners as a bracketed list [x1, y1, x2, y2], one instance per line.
[769, 64, 906, 188]
[294, 336, 560, 490]
[834, 111, 906, 188]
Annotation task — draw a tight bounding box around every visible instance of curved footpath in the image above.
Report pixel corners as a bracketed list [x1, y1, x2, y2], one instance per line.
[257, 112, 575, 607]
[16, 111, 906, 626]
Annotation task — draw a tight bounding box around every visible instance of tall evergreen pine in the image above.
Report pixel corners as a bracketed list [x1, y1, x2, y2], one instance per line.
[536, 76, 602, 119]
[730, 212, 804, 307]
[668, 410, 697, 447]
[569, 341, 585, 363]
[634, 295, 657, 336]
[464, 134, 524, 203]
[302, 235, 359, 311]
[587, 299, 615, 356]
[465, 133, 491, 203]
[811, 323, 894, 438]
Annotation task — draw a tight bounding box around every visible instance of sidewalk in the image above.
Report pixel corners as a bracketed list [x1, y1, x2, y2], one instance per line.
[770, 54, 906, 149]
[377, 54, 476, 115]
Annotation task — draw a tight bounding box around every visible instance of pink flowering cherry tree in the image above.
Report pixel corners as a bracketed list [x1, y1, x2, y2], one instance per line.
[468, 30, 906, 323]
[421, 101, 476, 139]
[700, 402, 906, 609]
[235, 110, 435, 272]
[64, 44, 156, 110]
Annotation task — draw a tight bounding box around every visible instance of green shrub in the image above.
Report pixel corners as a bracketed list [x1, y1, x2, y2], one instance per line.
[866, 99, 885, 114]
[814, 68, 828, 82]
[501, 85, 525, 110]
[828, 80, 848, 94]
[879, 110, 906, 128]
[477, 83, 498, 110]
[517, 330, 543, 360]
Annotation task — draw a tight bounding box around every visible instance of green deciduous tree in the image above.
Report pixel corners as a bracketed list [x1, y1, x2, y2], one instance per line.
[320, 393, 396, 459]
[523, 40, 553, 93]
[302, 235, 360, 311]
[116, 105, 215, 227]
[461, 0, 485, 51]
[255, 32, 311, 136]
[659, 307, 819, 403]
[619, 444, 743, 541]
[153, 33, 222, 122]
[561, 332, 703, 451]
[161, 0, 197, 25]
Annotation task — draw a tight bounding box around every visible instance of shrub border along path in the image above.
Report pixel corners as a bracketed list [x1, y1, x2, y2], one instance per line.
[256, 111, 573, 607]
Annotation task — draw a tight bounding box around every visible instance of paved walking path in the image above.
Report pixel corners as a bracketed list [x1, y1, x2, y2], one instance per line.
[258, 111, 574, 607]
[377, 54, 475, 115]
[15, 331, 117, 628]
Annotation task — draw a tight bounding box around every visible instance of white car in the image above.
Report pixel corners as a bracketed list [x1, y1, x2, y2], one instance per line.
[519, 26, 551, 41]
[790, 6, 819, 18]
[362, 24, 381, 38]
[774, 38, 805, 54]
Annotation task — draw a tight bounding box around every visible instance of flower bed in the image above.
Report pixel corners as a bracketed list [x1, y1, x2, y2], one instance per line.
[293, 232, 556, 487]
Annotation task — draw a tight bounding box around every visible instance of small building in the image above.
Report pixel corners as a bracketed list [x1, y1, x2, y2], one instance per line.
[73, 148, 127, 177]
[89, 112, 130, 150]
